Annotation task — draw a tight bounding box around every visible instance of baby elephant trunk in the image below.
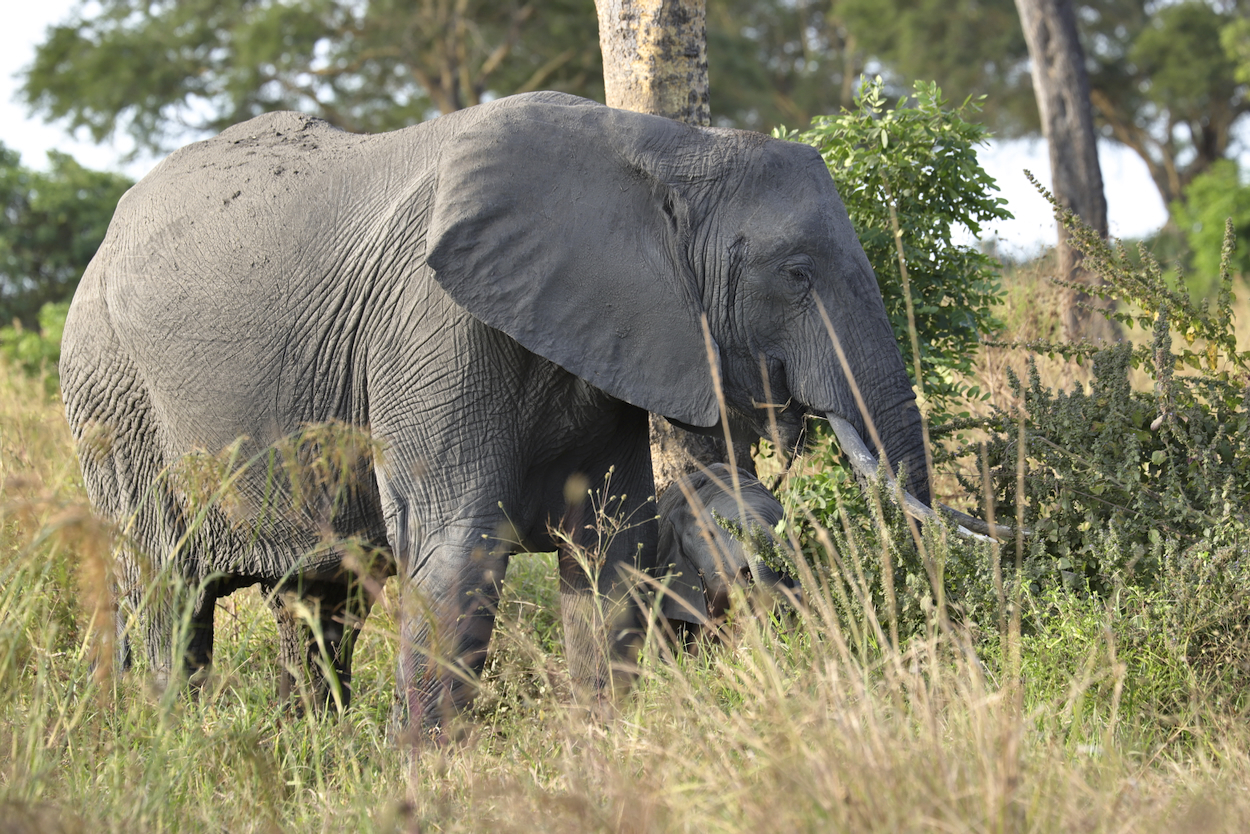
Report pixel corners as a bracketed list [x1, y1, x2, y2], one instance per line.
[656, 464, 797, 626]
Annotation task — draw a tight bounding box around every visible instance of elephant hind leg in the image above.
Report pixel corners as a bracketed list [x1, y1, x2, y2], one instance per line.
[269, 578, 374, 713]
[63, 319, 194, 686]
[132, 571, 221, 691]
[183, 582, 220, 688]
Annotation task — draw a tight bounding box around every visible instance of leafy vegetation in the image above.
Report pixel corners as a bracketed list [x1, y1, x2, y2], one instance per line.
[779, 78, 1009, 419]
[21, 0, 1249, 217]
[0, 300, 68, 395]
[1227, 15, 1250, 84]
[1174, 159, 1250, 295]
[705, 1, 869, 130]
[0, 142, 124, 396]
[963, 189, 1250, 595]
[0, 143, 131, 328]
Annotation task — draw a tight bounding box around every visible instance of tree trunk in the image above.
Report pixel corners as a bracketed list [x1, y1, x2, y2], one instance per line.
[1014, 0, 1117, 342]
[596, 0, 710, 127]
[595, 0, 755, 494]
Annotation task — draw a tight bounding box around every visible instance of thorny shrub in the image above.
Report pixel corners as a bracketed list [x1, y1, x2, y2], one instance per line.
[967, 189, 1250, 591]
[955, 192, 1250, 692]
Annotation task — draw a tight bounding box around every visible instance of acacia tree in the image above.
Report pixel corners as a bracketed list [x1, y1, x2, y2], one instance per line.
[21, 0, 603, 154]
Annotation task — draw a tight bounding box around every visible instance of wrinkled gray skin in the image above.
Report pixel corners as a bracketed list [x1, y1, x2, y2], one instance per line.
[658, 464, 797, 627]
[61, 92, 929, 727]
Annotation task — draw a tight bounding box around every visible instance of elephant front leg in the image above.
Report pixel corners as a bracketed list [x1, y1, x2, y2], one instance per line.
[395, 541, 509, 733]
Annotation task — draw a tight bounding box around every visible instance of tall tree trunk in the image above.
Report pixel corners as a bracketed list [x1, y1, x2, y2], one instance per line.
[596, 0, 710, 126]
[594, 0, 754, 495]
[1014, 0, 1117, 342]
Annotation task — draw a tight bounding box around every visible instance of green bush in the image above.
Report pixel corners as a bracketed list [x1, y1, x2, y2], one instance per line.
[1173, 159, 1250, 296]
[0, 144, 131, 328]
[0, 300, 69, 395]
[966, 190, 1250, 599]
[778, 77, 1010, 420]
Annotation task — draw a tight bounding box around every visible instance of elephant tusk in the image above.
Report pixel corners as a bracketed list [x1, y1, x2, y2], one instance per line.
[824, 414, 1021, 543]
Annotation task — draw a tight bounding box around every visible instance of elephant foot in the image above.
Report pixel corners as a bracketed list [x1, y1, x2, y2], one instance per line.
[269, 585, 368, 715]
[278, 666, 354, 716]
[386, 692, 476, 750]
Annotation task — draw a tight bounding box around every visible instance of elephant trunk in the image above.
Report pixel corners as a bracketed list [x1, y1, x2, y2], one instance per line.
[743, 539, 802, 607]
[797, 292, 932, 506]
[859, 384, 932, 508]
[745, 548, 783, 586]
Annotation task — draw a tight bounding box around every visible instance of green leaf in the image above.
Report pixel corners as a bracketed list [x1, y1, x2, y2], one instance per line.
[783, 77, 1008, 424]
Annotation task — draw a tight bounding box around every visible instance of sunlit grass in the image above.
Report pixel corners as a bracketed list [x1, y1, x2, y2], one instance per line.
[5, 281, 1250, 832]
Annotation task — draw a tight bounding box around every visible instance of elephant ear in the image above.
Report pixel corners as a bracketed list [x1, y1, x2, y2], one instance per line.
[425, 97, 721, 427]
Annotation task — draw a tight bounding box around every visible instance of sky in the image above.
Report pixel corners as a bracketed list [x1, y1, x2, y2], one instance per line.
[2, 1, 1172, 259]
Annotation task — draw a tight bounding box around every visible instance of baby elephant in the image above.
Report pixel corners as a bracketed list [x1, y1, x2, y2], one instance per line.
[657, 464, 799, 628]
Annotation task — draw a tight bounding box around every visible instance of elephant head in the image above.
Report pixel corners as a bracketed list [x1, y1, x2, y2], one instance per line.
[425, 93, 932, 507]
[658, 464, 797, 626]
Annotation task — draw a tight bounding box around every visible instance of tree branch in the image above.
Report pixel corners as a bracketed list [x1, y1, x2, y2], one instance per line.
[1089, 87, 1177, 205]
[478, 4, 534, 84]
[514, 48, 578, 95]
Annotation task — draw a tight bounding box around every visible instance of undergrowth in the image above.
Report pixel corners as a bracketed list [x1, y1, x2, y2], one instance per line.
[5, 205, 1250, 830]
[6, 351, 1250, 831]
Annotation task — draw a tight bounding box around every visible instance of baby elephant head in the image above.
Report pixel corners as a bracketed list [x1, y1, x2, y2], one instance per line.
[658, 463, 799, 627]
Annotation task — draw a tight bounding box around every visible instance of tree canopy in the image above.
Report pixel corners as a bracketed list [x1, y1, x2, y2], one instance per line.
[17, 0, 1249, 212]
[840, 0, 1249, 210]
[0, 144, 132, 328]
[705, 1, 866, 131]
[21, 0, 603, 155]
[1091, 0, 1248, 208]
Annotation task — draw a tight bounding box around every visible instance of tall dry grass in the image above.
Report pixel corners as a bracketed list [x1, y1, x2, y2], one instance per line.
[4, 300, 1250, 833]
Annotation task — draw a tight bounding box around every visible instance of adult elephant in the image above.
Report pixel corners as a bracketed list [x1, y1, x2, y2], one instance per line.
[61, 91, 932, 728]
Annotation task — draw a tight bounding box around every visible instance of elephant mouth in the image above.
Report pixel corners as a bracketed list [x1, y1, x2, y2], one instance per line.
[766, 405, 809, 453]
[824, 413, 1018, 541]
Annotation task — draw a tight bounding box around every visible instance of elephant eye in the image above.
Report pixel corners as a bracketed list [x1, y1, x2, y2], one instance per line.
[783, 260, 813, 287]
